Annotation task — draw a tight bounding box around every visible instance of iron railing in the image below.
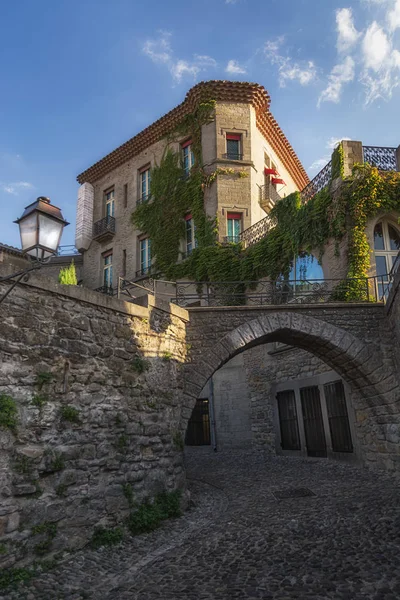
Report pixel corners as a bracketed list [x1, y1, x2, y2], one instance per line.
[300, 160, 332, 204]
[94, 285, 115, 296]
[240, 215, 276, 248]
[174, 277, 385, 307]
[222, 153, 243, 161]
[381, 251, 400, 301]
[222, 235, 241, 244]
[57, 245, 81, 256]
[259, 182, 281, 209]
[362, 146, 398, 171]
[93, 215, 116, 239]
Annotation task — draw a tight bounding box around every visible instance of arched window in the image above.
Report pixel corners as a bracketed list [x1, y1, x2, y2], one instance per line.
[374, 220, 400, 298]
[289, 252, 324, 281]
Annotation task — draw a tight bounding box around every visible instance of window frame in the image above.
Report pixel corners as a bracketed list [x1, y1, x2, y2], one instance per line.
[373, 220, 400, 299]
[226, 212, 242, 243]
[104, 188, 115, 218]
[102, 250, 113, 289]
[139, 237, 152, 276]
[185, 214, 197, 255]
[181, 139, 195, 177]
[138, 164, 151, 203]
[225, 133, 242, 161]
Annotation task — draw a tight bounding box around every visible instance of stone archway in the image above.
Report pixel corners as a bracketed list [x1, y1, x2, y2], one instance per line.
[182, 311, 400, 470]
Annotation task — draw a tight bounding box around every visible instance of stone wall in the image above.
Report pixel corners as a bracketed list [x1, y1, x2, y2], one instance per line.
[0, 270, 188, 568]
[387, 262, 400, 372]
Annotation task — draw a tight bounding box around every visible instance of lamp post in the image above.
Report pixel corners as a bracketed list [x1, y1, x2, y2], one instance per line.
[0, 197, 69, 303]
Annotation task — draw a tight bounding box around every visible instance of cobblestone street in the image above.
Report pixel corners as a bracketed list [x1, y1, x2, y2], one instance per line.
[4, 449, 400, 600]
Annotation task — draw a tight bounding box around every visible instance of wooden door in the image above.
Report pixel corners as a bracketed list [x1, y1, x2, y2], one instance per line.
[324, 381, 353, 453]
[277, 390, 301, 451]
[300, 386, 327, 457]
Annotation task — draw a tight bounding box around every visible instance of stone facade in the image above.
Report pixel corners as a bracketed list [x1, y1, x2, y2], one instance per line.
[76, 83, 302, 292]
[0, 268, 188, 568]
[183, 304, 400, 472]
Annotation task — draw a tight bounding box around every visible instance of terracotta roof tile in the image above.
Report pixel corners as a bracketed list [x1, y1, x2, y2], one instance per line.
[77, 80, 309, 190]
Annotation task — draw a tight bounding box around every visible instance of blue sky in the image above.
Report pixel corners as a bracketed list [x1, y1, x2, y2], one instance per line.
[1, 0, 399, 248]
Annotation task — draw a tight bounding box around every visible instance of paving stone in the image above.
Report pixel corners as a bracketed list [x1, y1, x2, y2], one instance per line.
[3, 449, 400, 599]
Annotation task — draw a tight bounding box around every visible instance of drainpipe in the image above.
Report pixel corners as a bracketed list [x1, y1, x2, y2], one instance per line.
[209, 376, 218, 452]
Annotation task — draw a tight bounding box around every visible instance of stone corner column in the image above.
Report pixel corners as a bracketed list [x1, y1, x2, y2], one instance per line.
[75, 182, 94, 252]
[396, 145, 400, 172]
[340, 141, 363, 178]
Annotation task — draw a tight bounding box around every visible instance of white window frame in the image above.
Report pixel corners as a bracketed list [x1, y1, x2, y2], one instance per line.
[182, 143, 195, 177]
[139, 238, 151, 275]
[103, 253, 113, 288]
[374, 220, 400, 298]
[105, 189, 115, 218]
[185, 217, 197, 255]
[139, 168, 151, 202]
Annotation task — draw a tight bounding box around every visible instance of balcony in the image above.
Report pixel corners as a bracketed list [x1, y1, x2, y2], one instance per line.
[93, 215, 116, 242]
[135, 266, 155, 279]
[362, 146, 398, 171]
[222, 235, 241, 244]
[259, 183, 281, 212]
[222, 152, 243, 161]
[94, 285, 114, 296]
[136, 194, 151, 206]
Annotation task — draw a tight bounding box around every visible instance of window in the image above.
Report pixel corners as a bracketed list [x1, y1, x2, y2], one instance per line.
[225, 134, 242, 161]
[374, 221, 400, 298]
[182, 140, 194, 177]
[185, 215, 197, 255]
[227, 212, 242, 243]
[139, 167, 151, 203]
[277, 390, 301, 451]
[139, 238, 151, 275]
[105, 189, 115, 218]
[324, 381, 353, 453]
[103, 252, 113, 289]
[124, 184, 128, 208]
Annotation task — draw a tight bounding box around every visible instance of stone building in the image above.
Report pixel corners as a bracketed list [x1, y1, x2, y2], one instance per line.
[74, 80, 400, 463]
[0, 242, 83, 283]
[75, 80, 308, 290]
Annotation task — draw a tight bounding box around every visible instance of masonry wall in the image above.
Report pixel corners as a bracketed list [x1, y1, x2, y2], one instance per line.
[0, 270, 188, 568]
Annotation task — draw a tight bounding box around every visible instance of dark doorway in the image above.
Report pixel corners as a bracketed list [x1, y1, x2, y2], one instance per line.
[300, 386, 327, 457]
[324, 380, 353, 453]
[277, 390, 301, 450]
[185, 399, 211, 446]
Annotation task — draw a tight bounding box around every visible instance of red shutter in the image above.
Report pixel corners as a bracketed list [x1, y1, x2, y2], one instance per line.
[185, 213, 192, 221]
[139, 163, 151, 173]
[226, 134, 241, 141]
[272, 178, 286, 185]
[264, 167, 278, 176]
[227, 212, 242, 220]
[181, 139, 192, 149]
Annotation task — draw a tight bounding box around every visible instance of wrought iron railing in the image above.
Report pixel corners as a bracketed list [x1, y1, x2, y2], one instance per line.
[93, 215, 116, 239]
[57, 245, 81, 256]
[94, 285, 115, 296]
[174, 276, 385, 307]
[259, 183, 281, 208]
[135, 266, 154, 278]
[240, 215, 276, 248]
[362, 146, 398, 171]
[300, 160, 332, 204]
[222, 235, 241, 244]
[222, 153, 243, 161]
[381, 251, 400, 302]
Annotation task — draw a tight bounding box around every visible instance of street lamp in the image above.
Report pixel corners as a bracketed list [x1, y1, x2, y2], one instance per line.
[0, 197, 69, 303]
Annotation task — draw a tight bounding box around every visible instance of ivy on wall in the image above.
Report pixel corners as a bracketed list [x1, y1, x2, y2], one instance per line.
[131, 103, 400, 295]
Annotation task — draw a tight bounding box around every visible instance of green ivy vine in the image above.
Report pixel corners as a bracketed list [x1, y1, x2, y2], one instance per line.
[131, 101, 400, 297]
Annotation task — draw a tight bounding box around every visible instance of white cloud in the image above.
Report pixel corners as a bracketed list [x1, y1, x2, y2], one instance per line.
[264, 38, 316, 87]
[362, 22, 391, 70]
[318, 56, 355, 106]
[225, 0, 238, 3]
[1, 181, 34, 195]
[326, 136, 351, 149]
[225, 60, 246, 74]
[336, 8, 361, 53]
[360, 20, 400, 103]
[388, 0, 400, 31]
[142, 32, 217, 83]
[309, 158, 329, 172]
